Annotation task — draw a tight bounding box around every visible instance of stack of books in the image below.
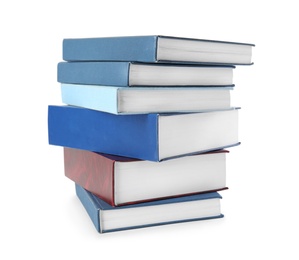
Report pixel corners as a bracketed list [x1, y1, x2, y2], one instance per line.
[48, 35, 254, 233]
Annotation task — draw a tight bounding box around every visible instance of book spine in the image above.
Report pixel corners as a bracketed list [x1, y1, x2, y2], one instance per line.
[57, 62, 131, 86]
[64, 147, 116, 206]
[75, 183, 101, 232]
[48, 105, 160, 161]
[61, 84, 119, 114]
[63, 36, 158, 62]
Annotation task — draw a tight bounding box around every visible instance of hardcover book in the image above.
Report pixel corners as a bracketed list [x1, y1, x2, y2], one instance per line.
[57, 62, 234, 87]
[61, 84, 232, 114]
[75, 183, 224, 233]
[64, 147, 228, 206]
[63, 35, 254, 65]
[48, 105, 240, 161]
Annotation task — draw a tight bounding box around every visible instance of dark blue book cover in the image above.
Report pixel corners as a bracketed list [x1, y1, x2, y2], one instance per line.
[48, 105, 240, 161]
[75, 184, 224, 233]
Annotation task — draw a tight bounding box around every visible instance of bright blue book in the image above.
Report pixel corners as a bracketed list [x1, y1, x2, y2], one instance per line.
[63, 35, 254, 65]
[75, 183, 224, 233]
[60, 83, 233, 115]
[48, 105, 239, 162]
[57, 61, 234, 87]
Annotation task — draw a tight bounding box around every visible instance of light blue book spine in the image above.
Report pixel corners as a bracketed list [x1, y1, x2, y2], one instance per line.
[61, 84, 119, 114]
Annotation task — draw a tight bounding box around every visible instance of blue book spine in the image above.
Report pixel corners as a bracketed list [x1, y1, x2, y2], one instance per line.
[75, 183, 102, 232]
[48, 105, 160, 161]
[57, 61, 131, 86]
[63, 35, 158, 62]
[61, 84, 120, 114]
[75, 184, 224, 233]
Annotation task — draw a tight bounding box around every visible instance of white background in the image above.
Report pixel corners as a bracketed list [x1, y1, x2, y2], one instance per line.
[1, 0, 298, 259]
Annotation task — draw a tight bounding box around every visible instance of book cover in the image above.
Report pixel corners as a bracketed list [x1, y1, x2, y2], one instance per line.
[63, 35, 254, 65]
[60, 83, 233, 114]
[64, 147, 228, 206]
[48, 105, 240, 161]
[75, 184, 224, 233]
[57, 61, 234, 87]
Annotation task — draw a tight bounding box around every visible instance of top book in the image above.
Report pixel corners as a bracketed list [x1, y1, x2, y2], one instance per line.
[63, 35, 254, 65]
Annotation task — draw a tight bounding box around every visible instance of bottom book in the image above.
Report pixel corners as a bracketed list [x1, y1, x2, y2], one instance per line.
[75, 184, 224, 233]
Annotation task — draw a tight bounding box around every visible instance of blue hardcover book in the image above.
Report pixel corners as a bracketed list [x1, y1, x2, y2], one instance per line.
[61, 83, 233, 114]
[75, 183, 224, 233]
[63, 35, 254, 65]
[57, 61, 234, 87]
[48, 105, 239, 161]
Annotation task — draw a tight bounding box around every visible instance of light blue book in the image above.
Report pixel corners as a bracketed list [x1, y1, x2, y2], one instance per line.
[61, 84, 233, 114]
